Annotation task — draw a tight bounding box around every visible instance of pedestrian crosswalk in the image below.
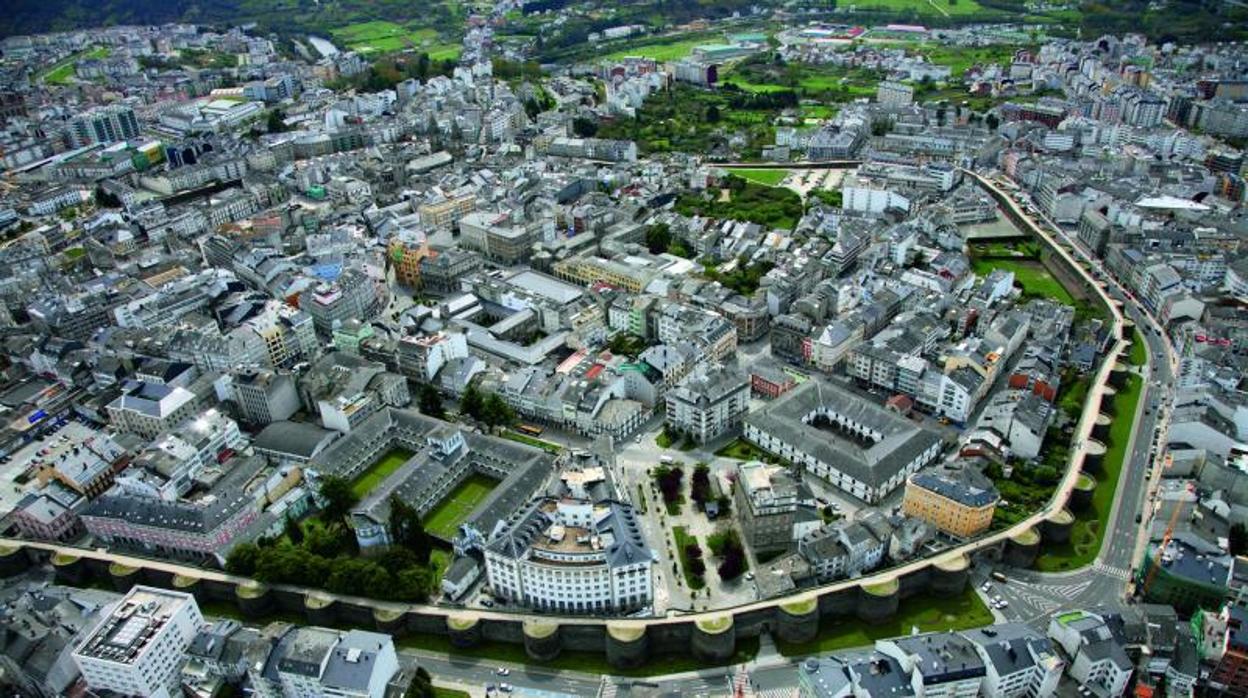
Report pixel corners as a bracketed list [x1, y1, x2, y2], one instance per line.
[1093, 561, 1132, 581]
[750, 688, 801, 698]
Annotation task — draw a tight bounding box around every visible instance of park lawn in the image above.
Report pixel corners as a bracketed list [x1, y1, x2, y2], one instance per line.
[673, 526, 706, 590]
[350, 448, 414, 499]
[775, 589, 995, 656]
[1034, 373, 1143, 572]
[42, 46, 110, 84]
[971, 257, 1076, 306]
[331, 21, 439, 54]
[427, 44, 462, 61]
[715, 438, 771, 461]
[502, 431, 562, 454]
[398, 632, 759, 677]
[600, 37, 707, 62]
[850, 0, 988, 16]
[732, 168, 790, 186]
[1128, 328, 1148, 367]
[917, 43, 1031, 77]
[433, 689, 470, 698]
[423, 473, 500, 539]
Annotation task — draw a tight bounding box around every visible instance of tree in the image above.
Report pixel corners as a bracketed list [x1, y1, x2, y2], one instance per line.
[266, 108, 288, 133]
[404, 666, 435, 698]
[283, 514, 303, 545]
[572, 116, 599, 137]
[706, 105, 721, 123]
[319, 475, 358, 522]
[389, 496, 432, 565]
[717, 547, 744, 581]
[1231, 523, 1248, 556]
[644, 223, 672, 254]
[225, 543, 260, 576]
[418, 383, 445, 419]
[460, 383, 484, 420]
[481, 392, 516, 428]
[691, 464, 711, 506]
[986, 113, 1000, 131]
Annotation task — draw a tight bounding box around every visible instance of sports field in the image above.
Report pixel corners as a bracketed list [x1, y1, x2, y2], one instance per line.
[331, 21, 439, 54]
[349, 448, 414, 499]
[600, 38, 706, 62]
[424, 473, 499, 539]
[732, 169, 790, 186]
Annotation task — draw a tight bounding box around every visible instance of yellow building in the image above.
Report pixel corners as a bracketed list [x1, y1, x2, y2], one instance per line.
[552, 256, 655, 293]
[388, 238, 432, 289]
[901, 472, 998, 538]
[418, 192, 476, 228]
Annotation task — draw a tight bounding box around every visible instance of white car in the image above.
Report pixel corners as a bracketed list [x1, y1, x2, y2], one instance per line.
[496, 668, 510, 676]
[981, 582, 991, 592]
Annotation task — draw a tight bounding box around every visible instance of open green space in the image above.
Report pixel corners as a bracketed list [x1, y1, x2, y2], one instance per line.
[1034, 373, 1143, 571]
[349, 448, 414, 499]
[721, 60, 883, 101]
[970, 256, 1075, 306]
[1127, 328, 1148, 367]
[715, 438, 771, 461]
[775, 589, 994, 656]
[41, 46, 110, 84]
[731, 168, 790, 187]
[423, 473, 500, 539]
[600, 37, 707, 62]
[427, 44, 462, 62]
[850, 0, 987, 17]
[915, 42, 1032, 77]
[331, 21, 440, 54]
[433, 689, 470, 698]
[675, 175, 804, 230]
[398, 632, 759, 677]
[502, 431, 563, 454]
[673, 526, 706, 590]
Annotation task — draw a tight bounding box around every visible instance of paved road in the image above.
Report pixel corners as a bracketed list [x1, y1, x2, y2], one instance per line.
[967, 175, 1179, 631]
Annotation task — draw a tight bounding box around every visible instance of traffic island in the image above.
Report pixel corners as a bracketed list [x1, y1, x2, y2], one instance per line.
[775, 595, 820, 644]
[304, 592, 337, 627]
[605, 621, 650, 669]
[0, 545, 25, 578]
[1070, 474, 1096, 512]
[856, 578, 900, 623]
[51, 552, 85, 585]
[1004, 528, 1040, 568]
[523, 619, 561, 661]
[235, 582, 273, 619]
[691, 615, 736, 662]
[1042, 509, 1076, 544]
[108, 562, 141, 592]
[446, 613, 482, 648]
[929, 554, 970, 597]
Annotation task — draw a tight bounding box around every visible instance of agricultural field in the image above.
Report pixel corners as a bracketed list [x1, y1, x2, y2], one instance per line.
[349, 448, 414, 499]
[846, 0, 988, 17]
[331, 21, 441, 54]
[423, 473, 499, 539]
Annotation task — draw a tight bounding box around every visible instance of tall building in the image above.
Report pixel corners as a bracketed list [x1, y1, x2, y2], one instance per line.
[664, 363, 750, 444]
[67, 104, 140, 147]
[735, 461, 801, 555]
[250, 627, 399, 698]
[73, 586, 204, 698]
[901, 471, 999, 539]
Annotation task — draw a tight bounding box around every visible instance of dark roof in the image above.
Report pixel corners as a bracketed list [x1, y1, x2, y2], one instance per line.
[911, 471, 999, 508]
[253, 421, 339, 459]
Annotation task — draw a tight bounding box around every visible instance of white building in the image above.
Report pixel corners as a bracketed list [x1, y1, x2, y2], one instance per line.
[962, 623, 1064, 698]
[1047, 610, 1133, 698]
[484, 498, 654, 614]
[73, 586, 205, 698]
[250, 627, 399, 698]
[877, 80, 914, 108]
[664, 363, 750, 443]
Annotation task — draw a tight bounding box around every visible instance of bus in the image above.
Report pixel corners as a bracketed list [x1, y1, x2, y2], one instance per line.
[516, 424, 544, 437]
[991, 572, 1008, 583]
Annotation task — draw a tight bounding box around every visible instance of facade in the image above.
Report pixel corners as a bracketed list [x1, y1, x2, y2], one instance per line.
[901, 471, 999, 539]
[73, 586, 204, 698]
[484, 498, 654, 615]
[735, 461, 800, 555]
[228, 368, 301, 426]
[664, 363, 750, 444]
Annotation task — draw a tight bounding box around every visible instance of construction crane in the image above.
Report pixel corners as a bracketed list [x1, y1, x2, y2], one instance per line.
[1138, 481, 1195, 598]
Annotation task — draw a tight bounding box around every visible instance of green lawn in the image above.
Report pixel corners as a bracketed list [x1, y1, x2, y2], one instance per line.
[41, 46, 110, 84]
[502, 431, 563, 454]
[600, 37, 708, 62]
[971, 257, 1075, 305]
[1034, 373, 1143, 571]
[715, 438, 771, 461]
[398, 632, 759, 677]
[1127, 328, 1148, 367]
[673, 526, 706, 590]
[433, 689, 470, 698]
[331, 21, 440, 54]
[350, 449, 414, 499]
[675, 175, 804, 230]
[427, 44, 462, 61]
[732, 168, 790, 186]
[916, 43, 1032, 77]
[851, 0, 988, 16]
[423, 474, 500, 539]
[775, 589, 995, 656]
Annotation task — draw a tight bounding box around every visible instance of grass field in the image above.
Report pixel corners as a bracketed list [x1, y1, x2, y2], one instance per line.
[600, 37, 708, 62]
[674, 526, 706, 590]
[502, 431, 563, 454]
[1128, 328, 1148, 367]
[715, 438, 771, 461]
[916, 43, 1030, 77]
[732, 168, 790, 186]
[427, 44, 462, 61]
[849, 0, 987, 17]
[331, 21, 439, 54]
[775, 589, 994, 656]
[41, 46, 110, 84]
[1034, 373, 1143, 572]
[971, 257, 1076, 305]
[349, 448, 414, 499]
[424, 473, 499, 539]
